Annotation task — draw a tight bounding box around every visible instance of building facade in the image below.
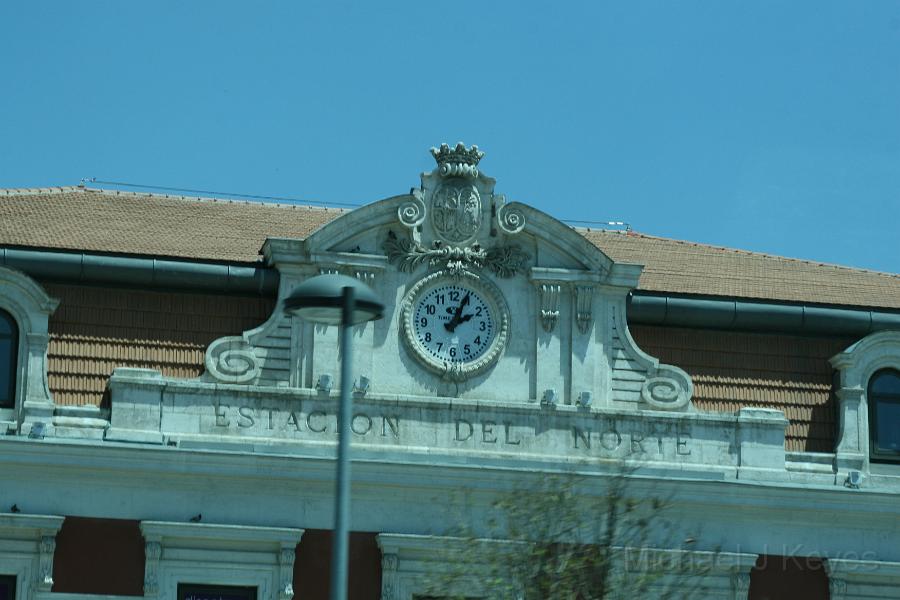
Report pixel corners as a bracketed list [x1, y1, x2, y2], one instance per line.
[1, 144, 899, 599]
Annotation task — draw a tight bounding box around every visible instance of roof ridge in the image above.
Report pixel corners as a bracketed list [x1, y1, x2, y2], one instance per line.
[587, 229, 900, 280]
[0, 184, 348, 212]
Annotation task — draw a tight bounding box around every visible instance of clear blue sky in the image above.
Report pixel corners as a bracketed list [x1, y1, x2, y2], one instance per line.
[2, 1, 898, 273]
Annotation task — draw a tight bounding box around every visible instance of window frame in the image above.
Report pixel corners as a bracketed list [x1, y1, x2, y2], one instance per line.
[868, 368, 900, 463]
[0, 266, 58, 426]
[831, 330, 900, 471]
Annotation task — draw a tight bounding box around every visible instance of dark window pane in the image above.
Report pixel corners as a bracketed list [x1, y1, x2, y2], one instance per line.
[0, 576, 16, 600]
[875, 401, 900, 453]
[0, 338, 13, 407]
[0, 311, 13, 336]
[177, 584, 256, 600]
[871, 370, 900, 395]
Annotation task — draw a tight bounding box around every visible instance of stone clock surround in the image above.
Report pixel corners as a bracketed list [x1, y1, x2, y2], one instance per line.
[399, 269, 510, 382]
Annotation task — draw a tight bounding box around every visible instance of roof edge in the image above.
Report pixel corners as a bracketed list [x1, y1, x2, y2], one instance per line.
[628, 293, 900, 337]
[4, 246, 899, 336]
[0, 247, 278, 296]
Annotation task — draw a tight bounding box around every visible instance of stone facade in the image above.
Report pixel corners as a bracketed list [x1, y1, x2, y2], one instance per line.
[1, 145, 899, 599]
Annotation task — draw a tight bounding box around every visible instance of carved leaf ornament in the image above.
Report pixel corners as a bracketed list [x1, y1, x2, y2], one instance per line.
[384, 230, 528, 278]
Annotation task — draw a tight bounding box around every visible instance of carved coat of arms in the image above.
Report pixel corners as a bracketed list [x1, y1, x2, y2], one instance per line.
[431, 180, 481, 243]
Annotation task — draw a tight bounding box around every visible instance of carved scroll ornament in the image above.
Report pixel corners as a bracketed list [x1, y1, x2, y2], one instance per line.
[641, 365, 694, 411]
[205, 336, 261, 384]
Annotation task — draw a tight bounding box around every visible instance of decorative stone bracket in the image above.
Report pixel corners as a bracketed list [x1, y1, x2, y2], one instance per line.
[574, 285, 593, 334]
[143, 540, 161, 596]
[381, 552, 399, 600]
[529, 270, 597, 336]
[539, 284, 561, 332]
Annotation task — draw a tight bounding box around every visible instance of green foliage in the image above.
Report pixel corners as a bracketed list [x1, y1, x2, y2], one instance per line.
[430, 472, 713, 600]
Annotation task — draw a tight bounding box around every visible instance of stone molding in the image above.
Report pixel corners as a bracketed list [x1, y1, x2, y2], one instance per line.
[0, 266, 59, 433]
[139, 520, 303, 600]
[831, 331, 900, 473]
[827, 557, 900, 599]
[0, 513, 65, 598]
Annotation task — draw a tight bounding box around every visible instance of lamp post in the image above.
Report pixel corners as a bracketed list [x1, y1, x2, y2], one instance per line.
[284, 274, 384, 600]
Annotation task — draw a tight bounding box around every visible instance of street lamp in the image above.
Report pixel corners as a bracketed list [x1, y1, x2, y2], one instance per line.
[284, 273, 384, 600]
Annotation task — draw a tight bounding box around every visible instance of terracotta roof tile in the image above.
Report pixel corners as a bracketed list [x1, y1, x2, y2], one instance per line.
[631, 325, 852, 452]
[3, 186, 899, 309]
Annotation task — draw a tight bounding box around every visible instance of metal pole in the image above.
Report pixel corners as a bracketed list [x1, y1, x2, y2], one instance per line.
[330, 286, 354, 600]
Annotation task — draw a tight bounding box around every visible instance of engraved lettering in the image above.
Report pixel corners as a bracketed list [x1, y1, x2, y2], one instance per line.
[287, 411, 302, 431]
[455, 419, 473, 442]
[482, 421, 497, 444]
[652, 428, 664, 454]
[213, 401, 230, 427]
[307, 411, 327, 433]
[601, 427, 622, 451]
[352, 413, 372, 435]
[677, 431, 692, 455]
[573, 426, 591, 449]
[503, 422, 521, 445]
[238, 406, 255, 428]
[631, 431, 645, 454]
[381, 415, 400, 438]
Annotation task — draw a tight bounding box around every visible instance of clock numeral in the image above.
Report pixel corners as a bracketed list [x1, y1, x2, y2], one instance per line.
[449, 347, 457, 358]
[436, 342, 443, 351]
[474, 336, 481, 345]
[436, 294, 445, 305]
[475, 306, 482, 316]
[420, 317, 428, 327]
[424, 332, 431, 342]
[479, 321, 486, 331]
[425, 304, 436, 315]
[449, 291, 460, 302]
[464, 344, 471, 355]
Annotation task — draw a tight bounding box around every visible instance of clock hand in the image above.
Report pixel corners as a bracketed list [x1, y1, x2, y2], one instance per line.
[444, 292, 471, 333]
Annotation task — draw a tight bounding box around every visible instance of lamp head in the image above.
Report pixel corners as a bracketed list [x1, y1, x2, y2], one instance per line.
[284, 274, 384, 326]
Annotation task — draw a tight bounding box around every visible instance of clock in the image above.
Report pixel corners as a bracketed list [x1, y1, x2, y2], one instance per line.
[400, 270, 510, 381]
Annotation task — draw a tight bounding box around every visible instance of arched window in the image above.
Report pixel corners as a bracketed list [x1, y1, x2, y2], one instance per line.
[0, 309, 18, 409]
[869, 368, 900, 462]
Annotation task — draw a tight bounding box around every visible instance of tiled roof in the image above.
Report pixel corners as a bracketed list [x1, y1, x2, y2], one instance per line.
[2, 186, 899, 310]
[631, 325, 852, 452]
[586, 229, 900, 310]
[0, 186, 345, 263]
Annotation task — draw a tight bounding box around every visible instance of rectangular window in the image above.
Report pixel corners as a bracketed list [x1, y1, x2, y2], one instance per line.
[0, 575, 16, 600]
[177, 583, 257, 600]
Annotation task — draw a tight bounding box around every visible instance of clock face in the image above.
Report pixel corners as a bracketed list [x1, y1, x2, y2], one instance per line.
[412, 284, 495, 363]
[400, 270, 510, 381]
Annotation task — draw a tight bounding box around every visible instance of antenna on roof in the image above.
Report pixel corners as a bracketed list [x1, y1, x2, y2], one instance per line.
[85, 179, 360, 209]
[562, 218, 632, 232]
